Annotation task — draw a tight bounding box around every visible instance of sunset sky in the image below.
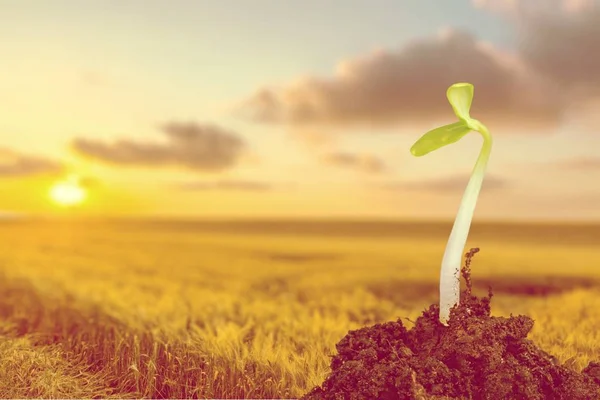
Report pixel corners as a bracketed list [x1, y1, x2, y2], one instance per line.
[1, 0, 600, 221]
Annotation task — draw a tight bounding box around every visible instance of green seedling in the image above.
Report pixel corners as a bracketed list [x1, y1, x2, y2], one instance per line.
[410, 82, 493, 325]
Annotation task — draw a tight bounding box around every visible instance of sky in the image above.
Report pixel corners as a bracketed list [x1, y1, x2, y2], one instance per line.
[1, 0, 600, 221]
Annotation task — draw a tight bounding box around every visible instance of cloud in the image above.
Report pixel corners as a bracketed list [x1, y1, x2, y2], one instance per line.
[474, 0, 600, 99]
[472, 0, 595, 16]
[72, 122, 246, 172]
[176, 179, 273, 192]
[321, 152, 386, 173]
[237, 29, 562, 130]
[381, 174, 508, 193]
[239, 2, 600, 133]
[0, 148, 63, 177]
[518, 8, 600, 96]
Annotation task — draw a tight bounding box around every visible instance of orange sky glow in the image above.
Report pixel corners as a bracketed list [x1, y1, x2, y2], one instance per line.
[1, 0, 600, 222]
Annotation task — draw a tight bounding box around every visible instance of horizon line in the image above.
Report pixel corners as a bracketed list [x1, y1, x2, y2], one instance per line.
[3, 212, 600, 227]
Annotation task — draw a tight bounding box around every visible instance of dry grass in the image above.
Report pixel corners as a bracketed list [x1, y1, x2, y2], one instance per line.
[0, 220, 599, 398]
[0, 335, 115, 398]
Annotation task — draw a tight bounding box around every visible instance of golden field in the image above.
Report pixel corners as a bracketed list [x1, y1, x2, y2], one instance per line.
[0, 219, 599, 399]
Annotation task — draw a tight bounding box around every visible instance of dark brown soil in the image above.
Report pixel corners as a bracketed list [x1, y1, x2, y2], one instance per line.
[302, 248, 600, 400]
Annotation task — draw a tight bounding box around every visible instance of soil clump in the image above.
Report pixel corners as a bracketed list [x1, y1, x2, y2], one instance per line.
[303, 248, 600, 400]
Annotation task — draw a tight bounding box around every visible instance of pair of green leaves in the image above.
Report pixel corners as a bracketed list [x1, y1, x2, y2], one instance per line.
[410, 83, 483, 157]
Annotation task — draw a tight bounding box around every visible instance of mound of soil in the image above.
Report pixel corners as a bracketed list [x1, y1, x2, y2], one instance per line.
[303, 249, 600, 400]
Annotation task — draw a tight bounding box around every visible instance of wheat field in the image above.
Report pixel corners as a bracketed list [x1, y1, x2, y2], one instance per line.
[0, 219, 599, 398]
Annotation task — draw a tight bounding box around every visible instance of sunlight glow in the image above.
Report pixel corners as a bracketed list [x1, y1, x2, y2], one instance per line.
[50, 178, 87, 207]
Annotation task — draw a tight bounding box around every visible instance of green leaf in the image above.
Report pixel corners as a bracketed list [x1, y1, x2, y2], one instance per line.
[446, 83, 474, 122]
[410, 121, 472, 157]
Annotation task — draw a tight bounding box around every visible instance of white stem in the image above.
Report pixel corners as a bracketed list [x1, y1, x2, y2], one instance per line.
[439, 124, 492, 325]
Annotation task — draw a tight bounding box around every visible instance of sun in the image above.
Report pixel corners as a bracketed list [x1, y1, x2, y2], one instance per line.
[49, 178, 87, 207]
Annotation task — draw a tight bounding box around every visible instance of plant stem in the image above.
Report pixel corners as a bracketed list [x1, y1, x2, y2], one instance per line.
[438, 122, 492, 325]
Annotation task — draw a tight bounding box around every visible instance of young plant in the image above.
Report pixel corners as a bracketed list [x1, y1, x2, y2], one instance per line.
[410, 82, 493, 325]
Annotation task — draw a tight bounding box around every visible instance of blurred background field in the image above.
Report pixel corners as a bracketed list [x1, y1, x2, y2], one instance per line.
[0, 219, 599, 398]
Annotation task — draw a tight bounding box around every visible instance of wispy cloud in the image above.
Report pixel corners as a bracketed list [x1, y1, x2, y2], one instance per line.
[72, 122, 247, 172]
[380, 174, 508, 193]
[321, 152, 387, 174]
[0, 148, 63, 177]
[175, 179, 273, 192]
